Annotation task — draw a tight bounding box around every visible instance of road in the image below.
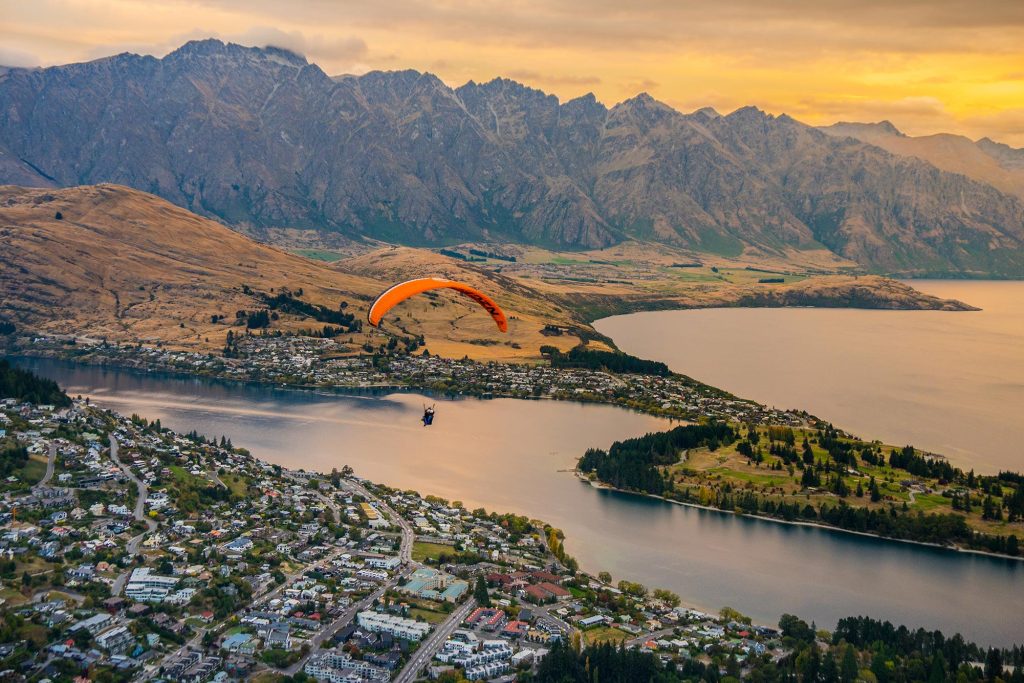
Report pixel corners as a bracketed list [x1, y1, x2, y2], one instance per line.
[109, 434, 158, 595]
[147, 474, 426, 679]
[209, 469, 227, 490]
[314, 490, 341, 524]
[282, 571, 411, 676]
[149, 635, 204, 681]
[38, 441, 57, 486]
[393, 598, 477, 683]
[256, 544, 353, 607]
[145, 544, 357, 679]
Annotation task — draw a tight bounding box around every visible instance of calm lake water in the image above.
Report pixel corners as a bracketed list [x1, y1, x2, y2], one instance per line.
[597, 280, 1024, 473]
[19, 357, 1024, 646]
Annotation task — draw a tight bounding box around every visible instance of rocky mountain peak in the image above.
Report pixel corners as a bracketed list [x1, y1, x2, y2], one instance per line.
[1, 41, 1022, 276]
[166, 39, 308, 68]
[725, 105, 773, 123]
[874, 120, 904, 136]
[691, 106, 721, 120]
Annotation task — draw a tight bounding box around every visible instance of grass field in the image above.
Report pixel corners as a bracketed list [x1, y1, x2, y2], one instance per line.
[911, 493, 952, 512]
[658, 424, 1023, 541]
[19, 457, 47, 485]
[584, 626, 629, 645]
[169, 465, 208, 488]
[408, 607, 449, 624]
[16, 555, 54, 576]
[706, 466, 791, 486]
[0, 586, 28, 607]
[249, 672, 286, 683]
[220, 472, 250, 498]
[411, 541, 455, 563]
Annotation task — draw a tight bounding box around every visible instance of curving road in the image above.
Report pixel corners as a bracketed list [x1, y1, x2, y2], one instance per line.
[109, 434, 158, 551]
[38, 441, 57, 487]
[109, 434, 158, 596]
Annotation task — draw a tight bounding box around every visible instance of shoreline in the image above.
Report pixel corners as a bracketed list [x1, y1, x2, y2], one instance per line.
[574, 472, 1024, 563]
[5, 348, 732, 420]
[13, 352, 1022, 562]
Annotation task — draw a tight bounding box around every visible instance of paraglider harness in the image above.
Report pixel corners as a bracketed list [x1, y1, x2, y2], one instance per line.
[422, 404, 435, 426]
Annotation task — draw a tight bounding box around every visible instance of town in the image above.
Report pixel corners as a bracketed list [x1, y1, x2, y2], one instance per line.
[1, 392, 799, 683]
[15, 334, 806, 428]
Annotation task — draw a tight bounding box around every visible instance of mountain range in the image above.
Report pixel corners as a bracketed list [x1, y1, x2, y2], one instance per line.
[2, 39, 1023, 276]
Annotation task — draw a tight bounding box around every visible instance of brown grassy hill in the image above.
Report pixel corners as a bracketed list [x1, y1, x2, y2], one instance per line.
[0, 184, 385, 349]
[0, 184, 587, 359]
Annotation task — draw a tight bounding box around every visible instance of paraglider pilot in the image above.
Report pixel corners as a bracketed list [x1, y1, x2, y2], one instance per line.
[422, 404, 435, 426]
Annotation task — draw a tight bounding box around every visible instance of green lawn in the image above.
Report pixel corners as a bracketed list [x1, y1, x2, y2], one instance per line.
[169, 465, 207, 488]
[408, 607, 448, 624]
[411, 541, 455, 563]
[584, 626, 628, 645]
[911, 493, 951, 512]
[0, 586, 28, 607]
[707, 467, 790, 486]
[221, 473, 250, 498]
[20, 457, 47, 485]
[249, 672, 286, 683]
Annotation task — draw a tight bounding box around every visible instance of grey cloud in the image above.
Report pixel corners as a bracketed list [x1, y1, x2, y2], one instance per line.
[505, 69, 601, 86]
[235, 26, 367, 62]
[0, 45, 42, 68]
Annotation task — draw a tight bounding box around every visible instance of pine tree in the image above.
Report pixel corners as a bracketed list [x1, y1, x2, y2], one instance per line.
[841, 646, 859, 683]
[985, 648, 1003, 681]
[803, 439, 815, 466]
[473, 575, 491, 607]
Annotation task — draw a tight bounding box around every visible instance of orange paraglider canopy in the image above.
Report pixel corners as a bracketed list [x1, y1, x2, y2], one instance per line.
[367, 277, 509, 332]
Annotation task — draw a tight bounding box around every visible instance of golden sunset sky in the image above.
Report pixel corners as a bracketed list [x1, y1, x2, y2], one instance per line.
[4, 0, 1024, 145]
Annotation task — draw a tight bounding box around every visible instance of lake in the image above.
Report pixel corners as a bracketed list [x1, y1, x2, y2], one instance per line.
[19, 357, 1024, 646]
[596, 280, 1024, 473]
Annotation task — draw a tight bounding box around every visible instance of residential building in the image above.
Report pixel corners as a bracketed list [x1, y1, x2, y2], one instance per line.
[356, 611, 430, 642]
[95, 626, 134, 655]
[124, 567, 179, 602]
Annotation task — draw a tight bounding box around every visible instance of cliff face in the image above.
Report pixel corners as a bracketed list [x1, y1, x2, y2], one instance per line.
[2, 39, 1024, 275]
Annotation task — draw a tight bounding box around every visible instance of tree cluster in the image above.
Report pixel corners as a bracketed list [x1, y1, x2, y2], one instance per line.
[260, 291, 362, 332]
[0, 359, 71, 406]
[578, 423, 736, 494]
[542, 346, 671, 376]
